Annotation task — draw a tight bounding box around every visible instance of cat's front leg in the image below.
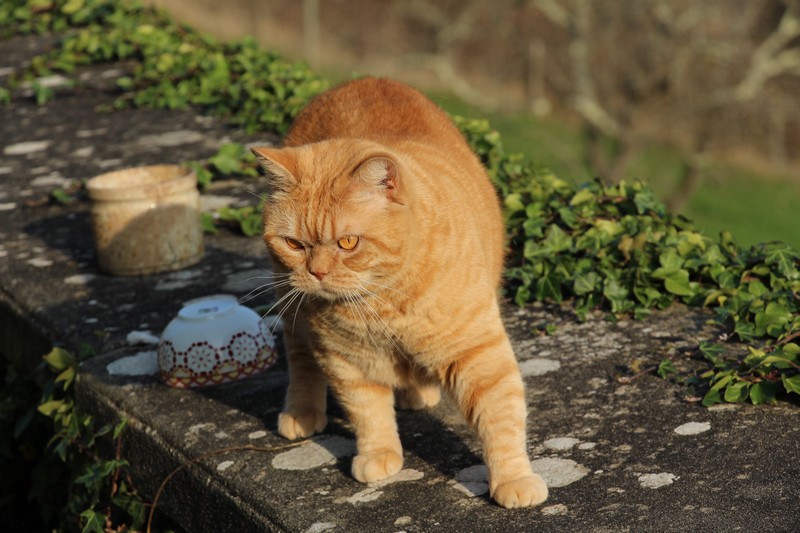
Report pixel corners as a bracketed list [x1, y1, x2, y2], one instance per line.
[325, 355, 404, 483]
[278, 330, 328, 440]
[444, 333, 548, 509]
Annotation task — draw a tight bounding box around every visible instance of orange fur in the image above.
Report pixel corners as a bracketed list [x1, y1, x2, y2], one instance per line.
[252, 77, 547, 508]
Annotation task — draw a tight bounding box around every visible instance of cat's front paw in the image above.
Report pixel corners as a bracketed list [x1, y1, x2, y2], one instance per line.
[395, 385, 441, 410]
[277, 410, 327, 440]
[351, 450, 403, 483]
[492, 474, 548, 509]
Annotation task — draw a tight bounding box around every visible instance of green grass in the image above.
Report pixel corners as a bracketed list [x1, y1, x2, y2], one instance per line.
[429, 93, 800, 251]
[687, 167, 800, 250]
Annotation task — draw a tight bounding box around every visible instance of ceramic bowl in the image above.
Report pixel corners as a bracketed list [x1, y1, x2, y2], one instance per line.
[158, 294, 277, 388]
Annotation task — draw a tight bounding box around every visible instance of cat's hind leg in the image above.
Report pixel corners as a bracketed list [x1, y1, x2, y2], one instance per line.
[395, 384, 441, 410]
[442, 328, 548, 508]
[395, 371, 441, 410]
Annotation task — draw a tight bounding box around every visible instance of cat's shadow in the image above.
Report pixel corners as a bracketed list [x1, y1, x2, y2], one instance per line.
[325, 396, 486, 485]
[394, 398, 484, 477]
[199, 369, 484, 484]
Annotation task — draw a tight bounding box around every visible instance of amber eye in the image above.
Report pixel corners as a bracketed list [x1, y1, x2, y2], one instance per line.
[285, 238, 304, 250]
[337, 235, 359, 250]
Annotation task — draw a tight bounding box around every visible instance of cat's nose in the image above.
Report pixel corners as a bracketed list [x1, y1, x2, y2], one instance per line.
[311, 270, 327, 281]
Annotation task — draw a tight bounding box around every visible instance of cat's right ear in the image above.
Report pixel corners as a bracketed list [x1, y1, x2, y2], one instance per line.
[250, 147, 297, 191]
[353, 155, 402, 203]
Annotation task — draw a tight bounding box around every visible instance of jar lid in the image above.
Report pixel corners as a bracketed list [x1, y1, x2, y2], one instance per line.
[178, 294, 238, 321]
[86, 165, 196, 201]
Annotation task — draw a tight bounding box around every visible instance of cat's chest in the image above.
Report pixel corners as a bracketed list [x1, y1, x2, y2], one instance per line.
[333, 298, 404, 339]
[311, 297, 420, 352]
[311, 298, 454, 385]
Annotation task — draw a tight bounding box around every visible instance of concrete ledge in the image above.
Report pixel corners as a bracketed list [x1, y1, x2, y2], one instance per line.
[74, 305, 800, 532]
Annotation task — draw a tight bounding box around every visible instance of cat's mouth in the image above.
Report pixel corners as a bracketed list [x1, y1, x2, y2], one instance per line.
[296, 281, 362, 303]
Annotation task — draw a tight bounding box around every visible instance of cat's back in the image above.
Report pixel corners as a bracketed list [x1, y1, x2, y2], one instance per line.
[285, 77, 464, 151]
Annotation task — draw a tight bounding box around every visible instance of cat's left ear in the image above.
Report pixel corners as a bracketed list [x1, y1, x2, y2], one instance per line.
[250, 146, 297, 191]
[354, 156, 401, 202]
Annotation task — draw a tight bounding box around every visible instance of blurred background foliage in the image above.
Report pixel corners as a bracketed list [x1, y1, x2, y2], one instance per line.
[145, 0, 800, 249]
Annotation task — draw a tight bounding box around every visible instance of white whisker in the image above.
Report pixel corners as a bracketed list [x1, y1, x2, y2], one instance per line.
[289, 291, 307, 336]
[239, 280, 295, 304]
[238, 185, 270, 203]
[237, 272, 292, 284]
[363, 279, 409, 299]
[360, 286, 401, 315]
[346, 293, 379, 349]
[265, 288, 305, 341]
[261, 287, 300, 321]
[355, 291, 404, 354]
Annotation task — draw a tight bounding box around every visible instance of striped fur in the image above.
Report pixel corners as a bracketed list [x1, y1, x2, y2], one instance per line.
[252, 78, 547, 508]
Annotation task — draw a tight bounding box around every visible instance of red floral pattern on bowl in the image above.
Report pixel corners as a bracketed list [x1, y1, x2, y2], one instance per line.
[158, 294, 278, 388]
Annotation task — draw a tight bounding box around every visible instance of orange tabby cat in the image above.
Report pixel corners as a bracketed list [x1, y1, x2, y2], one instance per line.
[252, 77, 548, 508]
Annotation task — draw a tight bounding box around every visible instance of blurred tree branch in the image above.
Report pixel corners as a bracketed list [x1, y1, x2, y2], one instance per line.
[735, 0, 800, 100]
[397, 0, 498, 109]
[248, 0, 800, 194]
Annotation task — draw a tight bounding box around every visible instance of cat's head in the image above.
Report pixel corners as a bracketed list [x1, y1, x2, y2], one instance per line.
[252, 139, 411, 301]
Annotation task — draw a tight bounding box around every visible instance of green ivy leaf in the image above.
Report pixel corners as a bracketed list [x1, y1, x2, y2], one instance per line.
[657, 358, 677, 379]
[201, 212, 219, 234]
[701, 388, 722, 407]
[569, 188, 595, 206]
[697, 343, 723, 366]
[746, 280, 769, 297]
[514, 285, 531, 307]
[540, 225, 572, 255]
[55, 366, 76, 391]
[61, 0, 85, 16]
[557, 207, 579, 229]
[709, 373, 734, 393]
[32, 82, 54, 105]
[602, 277, 629, 313]
[80, 508, 105, 533]
[112, 488, 147, 530]
[50, 187, 74, 204]
[782, 374, 800, 395]
[662, 269, 694, 297]
[762, 243, 799, 279]
[535, 268, 565, 302]
[504, 193, 525, 213]
[43, 347, 75, 371]
[754, 302, 791, 338]
[749, 381, 778, 404]
[574, 271, 601, 296]
[657, 249, 684, 272]
[209, 143, 246, 174]
[239, 212, 262, 237]
[37, 400, 64, 417]
[723, 380, 750, 403]
[758, 355, 795, 370]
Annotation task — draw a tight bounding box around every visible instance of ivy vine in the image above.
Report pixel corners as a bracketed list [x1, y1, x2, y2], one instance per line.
[37, 347, 151, 532]
[1, 0, 327, 133]
[456, 116, 800, 406]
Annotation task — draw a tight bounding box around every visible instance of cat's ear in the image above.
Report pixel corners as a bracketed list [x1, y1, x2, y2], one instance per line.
[353, 156, 401, 202]
[250, 147, 297, 190]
